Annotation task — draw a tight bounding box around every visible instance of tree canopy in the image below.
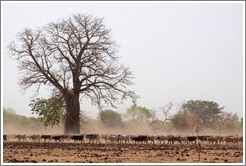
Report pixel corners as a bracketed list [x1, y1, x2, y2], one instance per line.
[9, 13, 136, 134]
[99, 109, 123, 128]
[170, 113, 189, 132]
[29, 97, 65, 127]
[125, 105, 153, 122]
[181, 100, 224, 128]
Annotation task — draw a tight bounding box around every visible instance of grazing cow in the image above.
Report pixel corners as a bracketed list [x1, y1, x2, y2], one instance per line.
[107, 135, 119, 144]
[132, 135, 148, 144]
[223, 136, 239, 145]
[198, 136, 209, 144]
[146, 135, 156, 144]
[218, 136, 224, 144]
[207, 136, 219, 144]
[157, 136, 168, 144]
[118, 135, 131, 144]
[101, 134, 109, 143]
[177, 136, 188, 144]
[60, 135, 70, 142]
[86, 134, 100, 143]
[15, 135, 27, 142]
[70, 135, 84, 143]
[3, 135, 7, 142]
[167, 135, 181, 144]
[187, 136, 196, 144]
[52, 135, 62, 142]
[41, 135, 52, 142]
[29, 135, 41, 142]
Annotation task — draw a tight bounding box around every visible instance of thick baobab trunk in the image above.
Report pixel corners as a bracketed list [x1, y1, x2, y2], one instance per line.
[64, 94, 80, 134]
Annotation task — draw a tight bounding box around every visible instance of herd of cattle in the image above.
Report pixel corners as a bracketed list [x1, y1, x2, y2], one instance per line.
[3, 134, 243, 145]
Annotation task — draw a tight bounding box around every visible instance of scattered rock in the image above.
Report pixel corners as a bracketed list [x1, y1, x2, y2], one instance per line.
[224, 159, 228, 162]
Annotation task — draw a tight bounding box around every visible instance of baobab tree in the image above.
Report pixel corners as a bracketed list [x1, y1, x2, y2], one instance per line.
[9, 14, 136, 134]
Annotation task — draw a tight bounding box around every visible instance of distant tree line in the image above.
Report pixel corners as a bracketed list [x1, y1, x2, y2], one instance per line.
[29, 99, 243, 135]
[98, 100, 242, 134]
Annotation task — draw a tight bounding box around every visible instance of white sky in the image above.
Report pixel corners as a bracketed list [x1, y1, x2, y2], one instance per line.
[1, 1, 245, 119]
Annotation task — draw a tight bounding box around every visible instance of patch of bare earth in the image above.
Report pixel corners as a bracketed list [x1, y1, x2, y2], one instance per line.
[3, 142, 243, 163]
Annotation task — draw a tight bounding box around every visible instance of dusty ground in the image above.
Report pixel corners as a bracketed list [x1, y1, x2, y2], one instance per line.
[3, 141, 243, 163]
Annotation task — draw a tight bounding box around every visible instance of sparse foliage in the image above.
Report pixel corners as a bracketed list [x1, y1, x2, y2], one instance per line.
[188, 115, 201, 135]
[216, 112, 239, 134]
[159, 102, 173, 125]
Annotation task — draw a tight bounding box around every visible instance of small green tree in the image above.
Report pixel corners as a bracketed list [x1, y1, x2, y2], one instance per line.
[125, 105, 153, 122]
[99, 109, 123, 128]
[29, 97, 65, 127]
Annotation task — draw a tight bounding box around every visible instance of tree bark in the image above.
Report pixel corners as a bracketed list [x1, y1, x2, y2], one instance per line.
[64, 93, 80, 134]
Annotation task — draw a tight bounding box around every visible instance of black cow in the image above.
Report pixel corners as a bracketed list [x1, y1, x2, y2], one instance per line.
[41, 135, 52, 142]
[52, 135, 61, 142]
[60, 135, 70, 142]
[86, 134, 100, 143]
[198, 136, 209, 144]
[70, 135, 84, 143]
[187, 136, 196, 144]
[15, 135, 27, 142]
[167, 136, 179, 144]
[132, 135, 147, 144]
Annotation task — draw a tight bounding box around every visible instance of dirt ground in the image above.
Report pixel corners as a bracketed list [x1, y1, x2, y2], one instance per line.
[3, 141, 243, 163]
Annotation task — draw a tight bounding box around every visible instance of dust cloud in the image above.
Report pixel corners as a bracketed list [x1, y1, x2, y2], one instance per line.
[3, 118, 243, 136]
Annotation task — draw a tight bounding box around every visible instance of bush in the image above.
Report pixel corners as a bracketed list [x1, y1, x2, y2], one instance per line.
[170, 113, 189, 132]
[99, 110, 123, 128]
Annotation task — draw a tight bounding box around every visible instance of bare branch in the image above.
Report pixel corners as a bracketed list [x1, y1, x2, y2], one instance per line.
[9, 13, 136, 110]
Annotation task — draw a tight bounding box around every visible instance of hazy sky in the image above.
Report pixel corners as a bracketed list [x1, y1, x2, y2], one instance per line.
[1, 2, 244, 119]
